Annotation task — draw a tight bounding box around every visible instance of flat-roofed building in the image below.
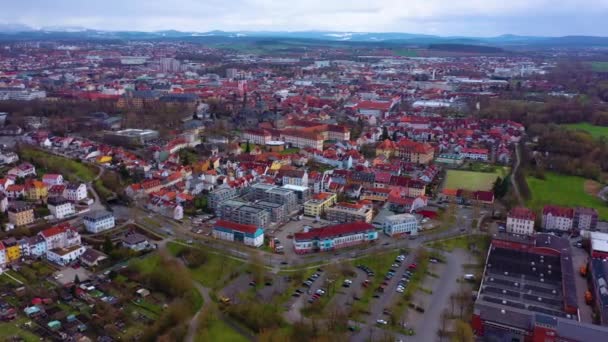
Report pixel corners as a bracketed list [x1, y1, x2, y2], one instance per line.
[304, 192, 337, 217]
[326, 202, 373, 223]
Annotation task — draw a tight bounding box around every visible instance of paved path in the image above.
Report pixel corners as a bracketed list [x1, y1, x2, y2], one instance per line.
[510, 142, 524, 206]
[185, 282, 211, 342]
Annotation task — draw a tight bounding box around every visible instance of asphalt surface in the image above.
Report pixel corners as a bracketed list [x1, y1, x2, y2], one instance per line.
[412, 249, 468, 342]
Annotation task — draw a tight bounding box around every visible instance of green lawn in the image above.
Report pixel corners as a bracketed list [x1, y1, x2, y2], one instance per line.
[167, 242, 244, 289]
[590, 61, 608, 72]
[562, 122, 608, 140]
[0, 318, 41, 342]
[198, 319, 249, 342]
[392, 48, 418, 57]
[280, 148, 300, 155]
[20, 147, 97, 182]
[444, 168, 509, 192]
[526, 172, 608, 220]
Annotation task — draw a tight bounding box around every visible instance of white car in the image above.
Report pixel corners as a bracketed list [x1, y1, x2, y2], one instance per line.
[376, 319, 388, 325]
[316, 289, 326, 295]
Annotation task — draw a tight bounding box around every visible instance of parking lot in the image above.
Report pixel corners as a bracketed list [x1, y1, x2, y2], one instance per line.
[53, 267, 92, 286]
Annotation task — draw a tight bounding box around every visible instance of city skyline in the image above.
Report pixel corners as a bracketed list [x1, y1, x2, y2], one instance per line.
[1, 0, 608, 37]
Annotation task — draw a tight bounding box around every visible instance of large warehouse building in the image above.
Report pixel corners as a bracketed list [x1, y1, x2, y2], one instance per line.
[472, 233, 608, 341]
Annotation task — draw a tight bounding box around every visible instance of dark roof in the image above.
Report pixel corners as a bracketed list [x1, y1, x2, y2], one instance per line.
[81, 249, 107, 264]
[83, 210, 113, 221]
[47, 196, 70, 206]
[122, 233, 148, 245]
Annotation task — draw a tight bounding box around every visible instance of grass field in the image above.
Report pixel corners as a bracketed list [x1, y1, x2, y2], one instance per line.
[202, 319, 249, 342]
[444, 168, 509, 192]
[590, 61, 608, 73]
[392, 48, 418, 57]
[562, 122, 608, 140]
[167, 242, 244, 289]
[0, 318, 40, 342]
[20, 147, 97, 182]
[526, 172, 608, 220]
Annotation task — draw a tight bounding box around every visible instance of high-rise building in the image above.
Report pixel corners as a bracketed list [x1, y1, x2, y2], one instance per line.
[159, 57, 181, 73]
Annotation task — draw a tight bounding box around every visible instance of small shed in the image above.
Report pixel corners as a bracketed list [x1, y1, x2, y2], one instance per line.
[136, 288, 150, 297]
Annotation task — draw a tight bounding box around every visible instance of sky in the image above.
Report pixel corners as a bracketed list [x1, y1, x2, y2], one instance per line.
[1, 0, 608, 36]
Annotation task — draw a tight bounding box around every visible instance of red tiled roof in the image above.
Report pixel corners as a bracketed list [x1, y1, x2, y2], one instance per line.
[214, 220, 259, 234]
[543, 205, 574, 218]
[294, 222, 374, 241]
[509, 207, 536, 221]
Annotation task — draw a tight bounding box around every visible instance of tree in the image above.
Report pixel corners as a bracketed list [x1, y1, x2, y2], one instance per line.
[74, 274, 80, 284]
[245, 140, 251, 153]
[392, 130, 398, 141]
[103, 236, 114, 254]
[453, 320, 474, 342]
[381, 126, 389, 141]
[439, 309, 450, 339]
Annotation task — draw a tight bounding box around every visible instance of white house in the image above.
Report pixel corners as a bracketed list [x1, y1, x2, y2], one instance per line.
[63, 183, 87, 202]
[42, 174, 64, 186]
[47, 197, 75, 219]
[542, 206, 574, 231]
[46, 245, 86, 266]
[506, 207, 536, 235]
[122, 233, 154, 251]
[383, 214, 419, 237]
[83, 211, 116, 234]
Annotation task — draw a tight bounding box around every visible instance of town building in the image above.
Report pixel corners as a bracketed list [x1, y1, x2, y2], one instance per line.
[46, 245, 86, 266]
[42, 174, 64, 186]
[8, 204, 35, 226]
[293, 222, 378, 254]
[208, 186, 238, 210]
[542, 206, 574, 232]
[217, 200, 271, 228]
[212, 220, 264, 247]
[506, 207, 536, 235]
[38, 224, 81, 251]
[383, 214, 419, 237]
[326, 202, 373, 223]
[63, 183, 87, 202]
[471, 233, 608, 341]
[121, 233, 155, 251]
[573, 207, 598, 232]
[83, 211, 116, 233]
[304, 192, 337, 218]
[47, 197, 75, 219]
[25, 180, 47, 201]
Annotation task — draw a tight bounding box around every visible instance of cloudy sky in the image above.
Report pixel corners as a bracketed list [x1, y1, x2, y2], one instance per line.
[2, 0, 608, 36]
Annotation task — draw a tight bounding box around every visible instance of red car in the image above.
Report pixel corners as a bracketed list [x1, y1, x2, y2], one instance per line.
[408, 263, 417, 270]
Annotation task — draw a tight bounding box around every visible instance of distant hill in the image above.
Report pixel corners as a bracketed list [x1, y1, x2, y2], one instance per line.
[0, 26, 607, 48]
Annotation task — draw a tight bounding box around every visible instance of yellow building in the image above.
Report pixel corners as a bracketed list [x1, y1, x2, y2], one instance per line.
[8, 205, 35, 227]
[3, 239, 21, 262]
[97, 155, 112, 164]
[304, 192, 338, 217]
[26, 180, 48, 201]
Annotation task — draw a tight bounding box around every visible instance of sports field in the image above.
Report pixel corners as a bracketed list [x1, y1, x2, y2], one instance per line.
[444, 168, 509, 192]
[526, 172, 608, 220]
[562, 122, 608, 140]
[590, 61, 608, 73]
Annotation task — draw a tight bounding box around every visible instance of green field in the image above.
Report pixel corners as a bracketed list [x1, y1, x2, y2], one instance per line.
[20, 147, 97, 182]
[0, 318, 41, 342]
[392, 48, 418, 57]
[167, 242, 244, 289]
[562, 122, 608, 140]
[590, 61, 608, 72]
[197, 319, 249, 342]
[526, 172, 608, 220]
[444, 168, 509, 192]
